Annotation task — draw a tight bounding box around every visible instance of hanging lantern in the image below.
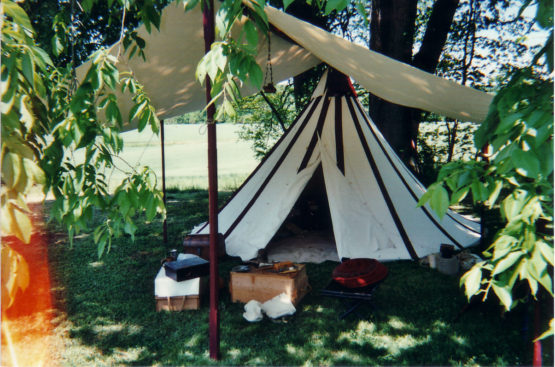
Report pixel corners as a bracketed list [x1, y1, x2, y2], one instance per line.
[263, 83, 277, 93]
[262, 33, 276, 93]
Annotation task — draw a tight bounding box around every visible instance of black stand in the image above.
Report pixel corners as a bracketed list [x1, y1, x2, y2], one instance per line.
[320, 280, 382, 319]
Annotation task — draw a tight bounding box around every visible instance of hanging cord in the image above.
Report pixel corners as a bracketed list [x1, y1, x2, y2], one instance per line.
[263, 34, 273, 86]
[262, 33, 276, 92]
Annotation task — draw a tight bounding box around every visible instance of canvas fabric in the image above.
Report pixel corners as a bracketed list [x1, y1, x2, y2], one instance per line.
[77, 3, 493, 128]
[193, 71, 481, 261]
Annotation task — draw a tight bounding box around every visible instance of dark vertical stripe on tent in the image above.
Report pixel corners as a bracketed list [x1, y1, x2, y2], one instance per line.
[352, 99, 480, 237]
[366, 131, 481, 236]
[297, 95, 331, 173]
[445, 213, 481, 235]
[346, 98, 419, 260]
[194, 98, 317, 234]
[351, 99, 476, 247]
[223, 96, 324, 238]
[335, 97, 345, 175]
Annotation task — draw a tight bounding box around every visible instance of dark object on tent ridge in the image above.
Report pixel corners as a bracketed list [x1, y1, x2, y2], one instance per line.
[183, 233, 226, 260]
[325, 67, 357, 97]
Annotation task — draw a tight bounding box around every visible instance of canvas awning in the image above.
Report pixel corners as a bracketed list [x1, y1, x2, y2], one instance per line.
[264, 6, 493, 122]
[78, 2, 494, 129]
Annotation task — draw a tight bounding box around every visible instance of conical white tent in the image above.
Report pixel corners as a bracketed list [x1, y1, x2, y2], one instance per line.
[193, 69, 481, 261]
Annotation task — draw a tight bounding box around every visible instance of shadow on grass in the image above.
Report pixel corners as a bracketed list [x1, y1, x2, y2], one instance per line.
[46, 190, 553, 366]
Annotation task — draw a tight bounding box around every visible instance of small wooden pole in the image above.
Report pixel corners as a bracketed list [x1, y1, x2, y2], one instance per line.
[160, 119, 168, 244]
[533, 301, 542, 367]
[202, 0, 220, 360]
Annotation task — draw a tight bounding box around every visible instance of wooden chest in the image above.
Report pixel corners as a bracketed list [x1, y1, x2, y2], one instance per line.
[229, 264, 310, 306]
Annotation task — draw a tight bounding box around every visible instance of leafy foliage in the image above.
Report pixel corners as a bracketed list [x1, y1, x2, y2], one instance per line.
[235, 84, 296, 159]
[419, 0, 553, 338]
[1, 0, 164, 312]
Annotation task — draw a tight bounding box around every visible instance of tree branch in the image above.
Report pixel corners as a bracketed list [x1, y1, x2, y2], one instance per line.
[412, 0, 460, 72]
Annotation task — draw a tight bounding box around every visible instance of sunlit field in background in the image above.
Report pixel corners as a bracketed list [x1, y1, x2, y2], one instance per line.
[107, 123, 258, 190]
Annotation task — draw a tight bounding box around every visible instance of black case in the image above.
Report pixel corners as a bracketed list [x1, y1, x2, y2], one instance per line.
[163, 257, 209, 282]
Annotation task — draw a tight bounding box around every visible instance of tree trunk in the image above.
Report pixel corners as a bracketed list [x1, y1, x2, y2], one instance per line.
[285, 1, 330, 110]
[369, 0, 418, 164]
[369, 0, 460, 169]
[412, 0, 460, 73]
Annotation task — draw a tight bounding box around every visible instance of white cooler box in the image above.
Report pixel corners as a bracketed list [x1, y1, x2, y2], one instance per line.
[155, 254, 207, 311]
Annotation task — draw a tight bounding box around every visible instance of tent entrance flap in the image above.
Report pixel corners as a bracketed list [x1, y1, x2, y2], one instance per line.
[266, 164, 339, 264]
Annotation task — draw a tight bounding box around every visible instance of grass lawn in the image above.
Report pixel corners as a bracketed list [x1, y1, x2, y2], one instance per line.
[36, 188, 553, 366]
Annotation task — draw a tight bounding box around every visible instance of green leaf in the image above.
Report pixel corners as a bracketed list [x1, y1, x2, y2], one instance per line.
[4, 1, 33, 32]
[501, 192, 527, 222]
[244, 20, 258, 48]
[248, 61, 263, 89]
[537, 142, 554, 177]
[283, 0, 295, 10]
[145, 193, 157, 220]
[512, 149, 540, 178]
[355, 0, 368, 26]
[492, 283, 513, 311]
[325, 0, 349, 15]
[537, 240, 554, 266]
[536, 0, 554, 29]
[129, 100, 147, 122]
[123, 220, 137, 241]
[491, 235, 518, 260]
[22, 158, 45, 185]
[417, 185, 434, 208]
[487, 181, 503, 207]
[222, 99, 236, 118]
[138, 110, 150, 132]
[2, 152, 20, 189]
[51, 35, 64, 57]
[97, 233, 107, 258]
[93, 226, 106, 244]
[430, 185, 449, 218]
[30, 46, 53, 69]
[10, 206, 32, 244]
[461, 265, 482, 299]
[451, 186, 470, 205]
[21, 51, 35, 88]
[492, 251, 523, 275]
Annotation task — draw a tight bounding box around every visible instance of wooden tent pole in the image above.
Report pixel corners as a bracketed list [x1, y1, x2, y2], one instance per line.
[202, 0, 220, 360]
[160, 119, 168, 244]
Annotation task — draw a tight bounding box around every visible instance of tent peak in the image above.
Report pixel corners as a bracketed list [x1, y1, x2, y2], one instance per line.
[325, 68, 357, 97]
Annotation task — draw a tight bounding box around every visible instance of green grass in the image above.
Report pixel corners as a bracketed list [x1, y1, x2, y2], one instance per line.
[46, 189, 553, 366]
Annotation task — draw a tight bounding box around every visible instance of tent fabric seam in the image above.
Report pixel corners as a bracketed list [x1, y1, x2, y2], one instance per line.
[193, 98, 316, 235]
[351, 100, 469, 248]
[346, 97, 419, 260]
[223, 96, 324, 238]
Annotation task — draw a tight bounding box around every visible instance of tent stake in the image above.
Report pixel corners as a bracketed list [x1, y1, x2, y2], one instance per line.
[160, 119, 168, 244]
[202, 0, 220, 360]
